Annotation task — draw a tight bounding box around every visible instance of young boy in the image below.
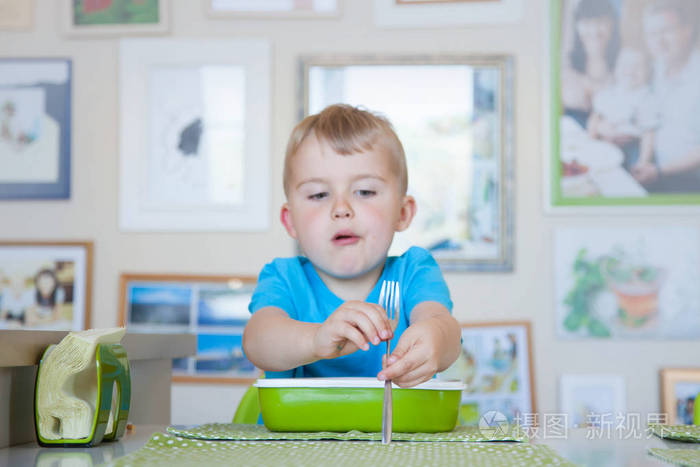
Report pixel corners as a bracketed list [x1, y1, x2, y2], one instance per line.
[242, 104, 461, 388]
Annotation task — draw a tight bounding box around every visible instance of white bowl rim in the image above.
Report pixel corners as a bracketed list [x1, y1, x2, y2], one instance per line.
[255, 377, 465, 391]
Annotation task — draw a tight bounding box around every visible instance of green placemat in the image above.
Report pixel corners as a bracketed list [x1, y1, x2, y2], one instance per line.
[105, 432, 575, 467]
[166, 422, 528, 442]
[649, 424, 700, 442]
[648, 448, 700, 467]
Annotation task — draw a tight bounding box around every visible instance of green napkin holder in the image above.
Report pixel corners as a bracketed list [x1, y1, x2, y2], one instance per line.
[34, 343, 131, 447]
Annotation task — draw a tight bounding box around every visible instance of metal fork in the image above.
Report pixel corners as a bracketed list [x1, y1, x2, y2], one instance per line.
[378, 280, 400, 445]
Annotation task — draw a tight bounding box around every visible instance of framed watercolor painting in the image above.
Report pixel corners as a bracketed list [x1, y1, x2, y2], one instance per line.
[119, 273, 260, 383]
[301, 55, 514, 271]
[0, 0, 33, 30]
[553, 226, 700, 339]
[207, 0, 340, 18]
[660, 368, 700, 425]
[548, 0, 700, 209]
[0, 241, 92, 330]
[119, 39, 270, 231]
[374, 0, 523, 27]
[62, 0, 169, 36]
[0, 58, 71, 200]
[560, 374, 626, 427]
[438, 321, 536, 427]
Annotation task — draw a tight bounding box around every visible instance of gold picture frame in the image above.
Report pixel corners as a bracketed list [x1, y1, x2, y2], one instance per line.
[660, 368, 700, 425]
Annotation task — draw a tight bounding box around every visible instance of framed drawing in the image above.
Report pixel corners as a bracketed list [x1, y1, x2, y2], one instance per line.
[554, 226, 700, 339]
[374, 0, 523, 27]
[660, 368, 700, 425]
[0, 241, 92, 330]
[0, 58, 71, 199]
[560, 374, 626, 427]
[119, 39, 270, 231]
[62, 0, 169, 36]
[119, 273, 260, 383]
[0, 0, 33, 30]
[301, 55, 514, 271]
[438, 321, 536, 427]
[207, 0, 340, 18]
[548, 0, 700, 209]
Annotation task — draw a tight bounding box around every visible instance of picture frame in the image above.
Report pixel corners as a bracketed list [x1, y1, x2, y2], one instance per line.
[0, 0, 33, 30]
[300, 55, 514, 271]
[374, 0, 523, 27]
[547, 0, 700, 210]
[62, 0, 169, 36]
[660, 368, 700, 425]
[560, 374, 626, 427]
[438, 321, 536, 427]
[553, 226, 700, 340]
[118, 273, 260, 384]
[119, 38, 270, 232]
[0, 58, 71, 200]
[0, 241, 92, 330]
[206, 0, 341, 18]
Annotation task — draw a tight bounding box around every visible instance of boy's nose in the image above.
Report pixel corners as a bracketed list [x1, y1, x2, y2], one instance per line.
[332, 200, 353, 219]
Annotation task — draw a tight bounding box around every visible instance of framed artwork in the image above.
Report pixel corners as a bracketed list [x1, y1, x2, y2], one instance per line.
[548, 0, 700, 209]
[0, 58, 71, 200]
[0, 0, 33, 30]
[0, 241, 92, 330]
[438, 321, 536, 427]
[374, 0, 523, 27]
[207, 0, 340, 18]
[301, 55, 514, 271]
[62, 0, 169, 36]
[554, 226, 700, 339]
[119, 39, 270, 231]
[119, 273, 260, 384]
[660, 368, 700, 425]
[560, 374, 626, 427]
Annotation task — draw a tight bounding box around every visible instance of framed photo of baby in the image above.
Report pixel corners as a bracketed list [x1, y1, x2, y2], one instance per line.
[550, 0, 700, 207]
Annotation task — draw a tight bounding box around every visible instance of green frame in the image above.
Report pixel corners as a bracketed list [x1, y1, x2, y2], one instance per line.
[549, 0, 700, 207]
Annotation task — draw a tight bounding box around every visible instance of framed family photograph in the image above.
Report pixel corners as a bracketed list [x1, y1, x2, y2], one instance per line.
[660, 368, 700, 425]
[301, 55, 514, 271]
[62, 0, 169, 36]
[206, 0, 340, 18]
[374, 0, 523, 27]
[553, 226, 700, 339]
[549, 0, 700, 209]
[560, 374, 626, 427]
[0, 58, 71, 199]
[0, 0, 33, 30]
[119, 273, 260, 384]
[0, 241, 92, 330]
[119, 39, 270, 231]
[438, 321, 536, 427]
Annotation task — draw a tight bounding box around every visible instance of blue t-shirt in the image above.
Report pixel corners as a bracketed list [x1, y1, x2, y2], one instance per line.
[248, 246, 452, 379]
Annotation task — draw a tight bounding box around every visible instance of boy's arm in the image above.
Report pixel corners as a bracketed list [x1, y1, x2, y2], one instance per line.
[377, 301, 461, 388]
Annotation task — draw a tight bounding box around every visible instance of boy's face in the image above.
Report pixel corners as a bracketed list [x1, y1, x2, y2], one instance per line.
[281, 135, 415, 280]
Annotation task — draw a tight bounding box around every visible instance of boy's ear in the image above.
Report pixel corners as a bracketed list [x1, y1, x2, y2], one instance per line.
[280, 203, 298, 239]
[395, 195, 416, 232]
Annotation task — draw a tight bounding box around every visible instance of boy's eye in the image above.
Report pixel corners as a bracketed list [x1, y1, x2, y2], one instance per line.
[356, 189, 376, 197]
[308, 192, 328, 200]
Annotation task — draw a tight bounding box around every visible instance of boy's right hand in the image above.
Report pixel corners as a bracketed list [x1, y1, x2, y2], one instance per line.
[313, 301, 395, 359]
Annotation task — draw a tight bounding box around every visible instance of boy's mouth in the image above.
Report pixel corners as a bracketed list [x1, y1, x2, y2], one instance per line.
[332, 231, 359, 246]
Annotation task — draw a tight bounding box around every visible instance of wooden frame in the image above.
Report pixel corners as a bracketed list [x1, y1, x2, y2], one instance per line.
[206, 0, 341, 18]
[0, 241, 92, 330]
[62, 0, 169, 36]
[438, 321, 536, 426]
[119, 273, 259, 384]
[660, 368, 700, 425]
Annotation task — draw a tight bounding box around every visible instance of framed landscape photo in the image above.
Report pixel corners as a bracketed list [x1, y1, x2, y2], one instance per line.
[119, 39, 270, 232]
[0, 241, 92, 330]
[207, 0, 340, 18]
[548, 0, 700, 209]
[119, 273, 260, 383]
[438, 321, 536, 427]
[660, 368, 700, 425]
[62, 0, 169, 36]
[0, 58, 71, 199]
[0, 0, 33, 30]
[560, 374, 626, 427]
[375, 0, 523, 27]
[301, 55, 514, 271]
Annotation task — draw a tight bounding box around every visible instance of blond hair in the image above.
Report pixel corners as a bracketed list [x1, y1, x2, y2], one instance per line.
[283, 104, 408, 196]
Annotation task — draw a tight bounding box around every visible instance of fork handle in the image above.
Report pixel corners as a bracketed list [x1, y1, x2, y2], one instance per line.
[382, 379, 392, 444]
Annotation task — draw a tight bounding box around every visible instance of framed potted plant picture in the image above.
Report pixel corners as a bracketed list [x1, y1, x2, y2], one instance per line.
[660, 368, 700, 425]
[62, 0, 169, 36]
[119, 273, 260, 384]
[0, 241, 92, 330]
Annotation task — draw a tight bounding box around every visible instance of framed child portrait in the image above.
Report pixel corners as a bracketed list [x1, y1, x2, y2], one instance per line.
[660, 368, 700, 425]
[119, 273, 260, 384]
[62, 0, 169, 36]
[0, 241, 92, 331]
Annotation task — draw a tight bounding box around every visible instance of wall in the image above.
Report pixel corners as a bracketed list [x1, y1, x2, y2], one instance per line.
[1, 0, 697, 426]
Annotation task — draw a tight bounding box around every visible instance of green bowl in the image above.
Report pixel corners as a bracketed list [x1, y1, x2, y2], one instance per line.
[256, 377, 465, 433]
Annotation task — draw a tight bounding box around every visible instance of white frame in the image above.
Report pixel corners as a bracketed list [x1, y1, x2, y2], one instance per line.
[0, 0, 33, 30]
[560, 374, 626, 428]
[119, 39, 270, 232]
[62, 0, 169, 36]
[373, 0, 523, 27]
[206, 0, 341, 18]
